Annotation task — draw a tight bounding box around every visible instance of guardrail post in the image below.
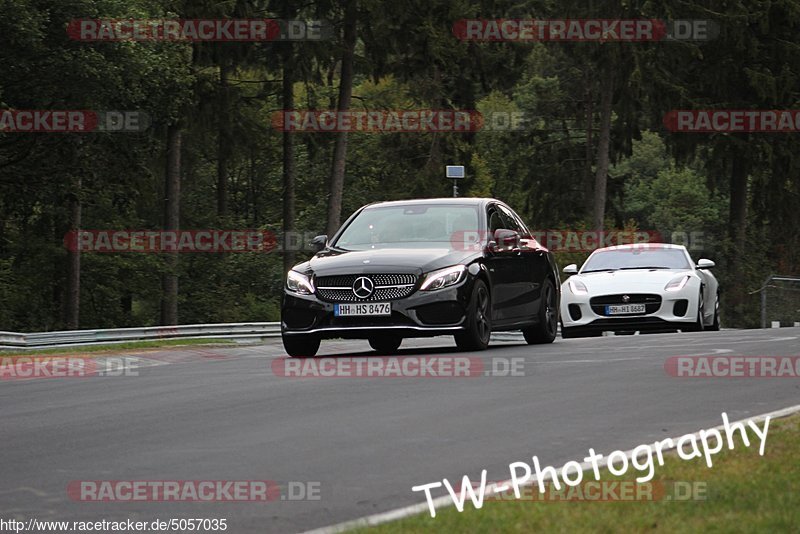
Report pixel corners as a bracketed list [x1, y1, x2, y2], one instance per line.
[761, 274, 771, 329]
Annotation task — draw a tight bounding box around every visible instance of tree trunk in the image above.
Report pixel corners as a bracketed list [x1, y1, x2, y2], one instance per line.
[64, 175, 81, 329]
[160, 124, 182, 325]
[282, 42, 297, 275]
[729, 155, 748, 246]
[584, 72, 594, 218]
[592, 71, 614, 232]
[325, 0, 357, 237]
[727, 153, 749, 321]
[217, 62, 232, 218]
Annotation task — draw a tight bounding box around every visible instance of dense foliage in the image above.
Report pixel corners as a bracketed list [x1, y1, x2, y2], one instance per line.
[1, 0, 798, 330]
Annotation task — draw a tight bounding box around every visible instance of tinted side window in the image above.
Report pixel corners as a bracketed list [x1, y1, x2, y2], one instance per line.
[487, 208, 504, 233]
[497, 205, 527, 236]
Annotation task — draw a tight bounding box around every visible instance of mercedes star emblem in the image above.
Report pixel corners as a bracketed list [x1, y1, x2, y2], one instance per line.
[352, 276, 375, 299]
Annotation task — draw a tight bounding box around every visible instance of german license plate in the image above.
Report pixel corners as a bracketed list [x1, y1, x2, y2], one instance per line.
[605, 304, 646, 315]
[334, 302, 391, 317]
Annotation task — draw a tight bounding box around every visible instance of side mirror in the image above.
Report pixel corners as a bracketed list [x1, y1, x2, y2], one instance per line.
[493, 229, 520, 251]
[697, 258, 715, 269]
[563, 264, 578, 275]
[310, 234, 328, 251]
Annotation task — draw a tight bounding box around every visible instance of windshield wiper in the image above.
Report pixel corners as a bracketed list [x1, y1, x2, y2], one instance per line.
[581, 269, 618, 273]
[618, 266, 670, 270]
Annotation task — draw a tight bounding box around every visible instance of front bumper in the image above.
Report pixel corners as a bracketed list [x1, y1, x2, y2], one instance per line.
[281, 277, 475, 339]
[560, 287, 700, 332]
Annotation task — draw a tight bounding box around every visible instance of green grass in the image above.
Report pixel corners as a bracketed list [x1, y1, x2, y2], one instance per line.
[0, 338, 235, 357]
[363, 414, 800, 533]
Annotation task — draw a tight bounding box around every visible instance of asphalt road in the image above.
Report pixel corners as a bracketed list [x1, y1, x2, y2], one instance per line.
[1, 328, 799, 533]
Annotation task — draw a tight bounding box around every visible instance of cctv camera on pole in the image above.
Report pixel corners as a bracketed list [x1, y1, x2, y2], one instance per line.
[446, 165, 464, 197]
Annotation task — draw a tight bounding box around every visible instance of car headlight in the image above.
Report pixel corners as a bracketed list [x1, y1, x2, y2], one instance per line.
[420, 265, 466, 291]
[665, 275, 690, 292]
[286, 270, 314, 295]
[568, 279, 588, 295]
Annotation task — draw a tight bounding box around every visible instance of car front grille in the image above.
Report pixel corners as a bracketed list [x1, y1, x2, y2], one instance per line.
[315, 274, 418, 302]
[589, 293, 662, 316]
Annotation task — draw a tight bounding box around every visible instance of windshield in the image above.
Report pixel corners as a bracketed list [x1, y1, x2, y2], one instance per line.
[581, 248, 691, 272]
[332, 204, 480, 250]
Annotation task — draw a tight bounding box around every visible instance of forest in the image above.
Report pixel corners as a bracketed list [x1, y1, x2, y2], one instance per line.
[1, 0, 798, 331]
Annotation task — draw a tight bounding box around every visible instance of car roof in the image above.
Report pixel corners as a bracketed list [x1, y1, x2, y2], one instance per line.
[593, 243, 688, 253]
[363, 197, 495, 209]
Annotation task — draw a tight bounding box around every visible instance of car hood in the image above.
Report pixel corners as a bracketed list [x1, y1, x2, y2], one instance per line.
[296, 247, 479, 277]
[567, 269, 695, 294]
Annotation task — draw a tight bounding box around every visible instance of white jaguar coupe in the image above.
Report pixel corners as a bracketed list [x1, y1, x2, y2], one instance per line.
[560, 244, 719, 338]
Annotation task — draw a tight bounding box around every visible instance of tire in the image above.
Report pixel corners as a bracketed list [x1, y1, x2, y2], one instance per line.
[455, 279, 491, 351]
[523, 278, 558, 344]
[561, 325, 579, 339]
[368, 335, 402, 354]
[690, 289, 705, 332]
[282, 333, 320, 358]
[708, 292, 721, 331]
[561, 325, 601, 339]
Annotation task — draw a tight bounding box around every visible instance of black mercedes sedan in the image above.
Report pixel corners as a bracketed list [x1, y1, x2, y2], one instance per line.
[281, 198, 560, 357]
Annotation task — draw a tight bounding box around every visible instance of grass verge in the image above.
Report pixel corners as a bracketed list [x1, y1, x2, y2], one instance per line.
[363, 413, 800, 533]
[0, 338, 235, 357]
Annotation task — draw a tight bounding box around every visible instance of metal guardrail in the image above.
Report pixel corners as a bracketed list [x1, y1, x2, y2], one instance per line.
[0, 322, 281, 350]
[755, 275, 800, 328]
[0, 323, 557, 351]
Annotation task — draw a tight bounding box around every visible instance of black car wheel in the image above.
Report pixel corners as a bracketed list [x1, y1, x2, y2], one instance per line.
[455, 279, 491, 351]
[369, 335, 402, 354]
[688, 289, 705, 332]
[523, 278, 558, 344]
[709, 291, 721, 331]
[282, 333, 320, 358]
